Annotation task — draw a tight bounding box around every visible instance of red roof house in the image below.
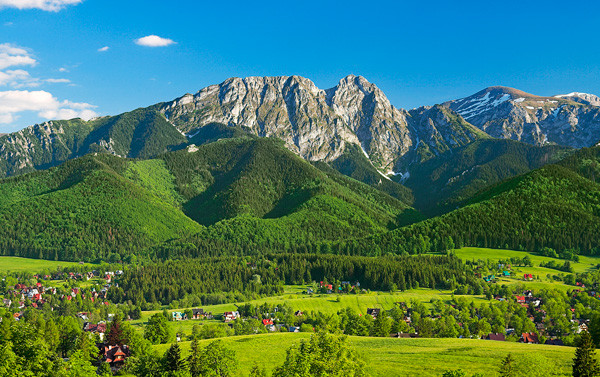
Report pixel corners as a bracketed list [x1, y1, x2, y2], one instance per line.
[520, 332, 539, 344]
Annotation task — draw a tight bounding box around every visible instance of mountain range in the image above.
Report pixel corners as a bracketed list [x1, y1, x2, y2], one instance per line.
[0, 75, 598, 261]
[1, 75, 598, 182]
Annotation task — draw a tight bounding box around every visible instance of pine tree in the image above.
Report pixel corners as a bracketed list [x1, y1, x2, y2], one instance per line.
[164, 343, 186, 373]
[499, 353, 515, 377]
[188, 337, 202, 377]
[573, 331, 600, 377]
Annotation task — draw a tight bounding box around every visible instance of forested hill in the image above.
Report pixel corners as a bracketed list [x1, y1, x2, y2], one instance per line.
[403, 139, 570, 214]
[344, 146, 600, 256]
[0, 137, 419, 262]
[0, 153, 203, 261]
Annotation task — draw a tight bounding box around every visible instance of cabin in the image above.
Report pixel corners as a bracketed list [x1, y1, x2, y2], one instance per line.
[172, 312, 186, 321]
[288, 326, 300, 333]
[366, 308, 381, 318]
[502, 271, 511, 277]
[519, 332, 539, 344]
[192, 308, 205, 320]
[223, 311, 240, 322]
[102, 344, 130, 372]
[515, 295, 526, 304]
[485, 333, 506, 341]
[524, 274, 533, 281]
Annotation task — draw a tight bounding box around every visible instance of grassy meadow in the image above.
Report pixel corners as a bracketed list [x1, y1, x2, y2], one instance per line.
[0, 256, 94, 274]
[130, 288, 488, 337]
[153, 333, 575, 376]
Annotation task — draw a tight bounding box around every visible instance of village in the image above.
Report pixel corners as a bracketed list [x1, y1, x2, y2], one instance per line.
[1, 258, 599, 375]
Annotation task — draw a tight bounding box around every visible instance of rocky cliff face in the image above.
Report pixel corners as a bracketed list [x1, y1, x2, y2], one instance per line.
[7, 77, 599, 180]
[446, 86, 600, 148]
[157, 75, 482, 174]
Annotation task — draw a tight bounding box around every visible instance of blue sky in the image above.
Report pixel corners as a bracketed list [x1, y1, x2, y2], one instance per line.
[0, 0, 599, 132]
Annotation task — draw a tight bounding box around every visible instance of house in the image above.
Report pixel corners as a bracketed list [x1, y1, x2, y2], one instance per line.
[294, 310, 304, 317]
[524, 274, 533, 281]
[102, 344, 130, 371]
[83, 322, 107, 341]
[172, 312, 186, 321]
[289, 326, 300, 333]
[502, 271, 511, 277]
[546, 339, 565, 346]
[486, 333, 506, 341]
[366, 308, 381, 318]
[483, 275, 495, 282]
[223, 311, 240, 322]
[192, 308, 205, 320]
[515, 295, 526, 304]
[262, 319, 276, 331]
[391, 332, 418, 338]
[577, 323, 589, 334]
[2, 299, 11, 307]
[520, 332, 539, 344]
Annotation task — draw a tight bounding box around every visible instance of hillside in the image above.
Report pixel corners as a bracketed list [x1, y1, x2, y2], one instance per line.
[159, 333, 575, 377]
[404, 139, 570, 214]
[0, 154, 203, 261]
[0, 138, 418, 261]
[0, 108, 187, 177]
[341, 146, 600, 256]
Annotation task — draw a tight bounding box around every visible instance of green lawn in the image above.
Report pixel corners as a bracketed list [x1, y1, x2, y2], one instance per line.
[0, 256, 94, 274]
[153, 333, 575, 376]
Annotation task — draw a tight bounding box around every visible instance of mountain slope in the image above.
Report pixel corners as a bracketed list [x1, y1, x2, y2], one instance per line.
[0, 154, 203, 261]
[403, 139, 571, 214]
[446, 86, 600, 148]
[349, 146, 600, 256]
[157, 138, 416, 230]
[0, 108, 187, 177]
[0, 137, 419, 261]
[0, 75, 486, 181]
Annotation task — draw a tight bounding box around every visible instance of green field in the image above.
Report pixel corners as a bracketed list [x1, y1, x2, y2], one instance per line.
[0, 256, 94, 274]
[453, 247, 599, 292]
[455, 247, 598, 274]
[154, 333, 575, 376]
[131, 288, 488, 337]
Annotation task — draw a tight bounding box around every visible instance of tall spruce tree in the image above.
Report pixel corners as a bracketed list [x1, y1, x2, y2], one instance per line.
[164, 343, 186, 373]
[573, 331, 600, 377]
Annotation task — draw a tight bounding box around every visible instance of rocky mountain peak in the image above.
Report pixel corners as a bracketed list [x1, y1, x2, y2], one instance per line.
[447, 86, 600, 148]
[554, 92, 600, 107]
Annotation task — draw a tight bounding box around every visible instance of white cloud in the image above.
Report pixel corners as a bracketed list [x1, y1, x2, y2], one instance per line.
[58, 67, 68, 72]
[97, 46, 109, 52]
[45, 78, 70, 84]
[0, 69, 32, 86]
[0, 0, 82, 11]
[0, 43, 36, 70]
[135, 35, 176, 47]
[0, 90, 97, 124]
